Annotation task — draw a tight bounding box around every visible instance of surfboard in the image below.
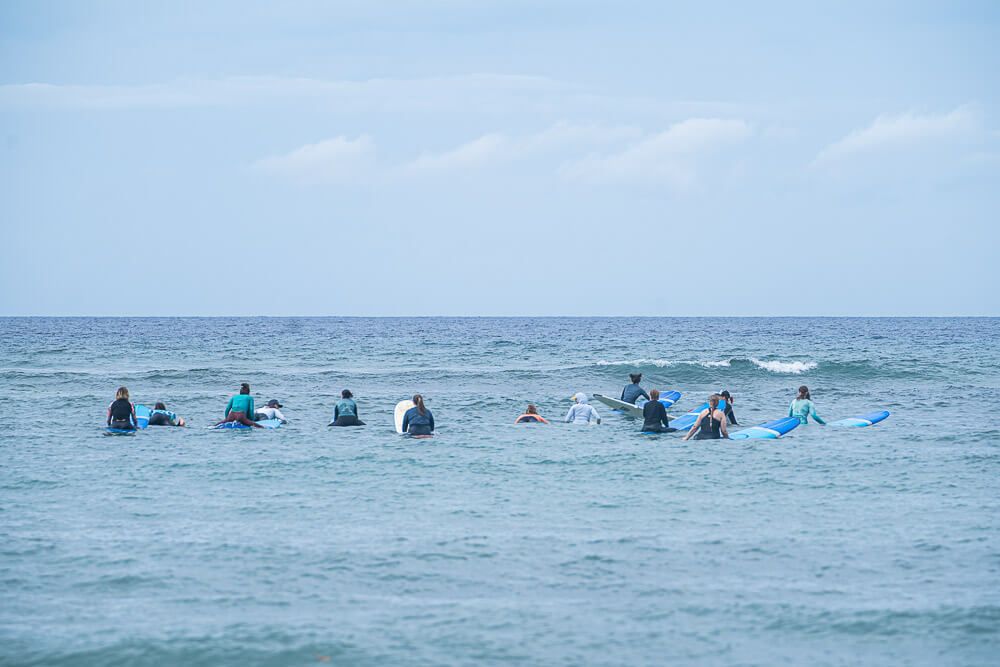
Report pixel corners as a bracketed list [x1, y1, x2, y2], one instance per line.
[593, 390, 681, 418]
[135, 404, 151, 429]
[394, 400, 415, 434]
[829, 410, 890, 427]
[669, 400, 728, 431]
[212, 419, 283, 430]
[728, 417, 799, 440]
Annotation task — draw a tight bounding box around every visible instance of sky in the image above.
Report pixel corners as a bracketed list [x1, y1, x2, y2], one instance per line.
[0, 0, 998, 316]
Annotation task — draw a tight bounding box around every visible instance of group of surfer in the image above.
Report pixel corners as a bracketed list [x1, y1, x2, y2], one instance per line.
[107, 373, 825, 439]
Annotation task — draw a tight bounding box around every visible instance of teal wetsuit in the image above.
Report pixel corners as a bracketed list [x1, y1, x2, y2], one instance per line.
[225, 394, 255, 418]
[789, 398, 826, 425]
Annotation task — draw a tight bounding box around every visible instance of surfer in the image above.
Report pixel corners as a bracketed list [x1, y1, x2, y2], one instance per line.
[565, 393, 602, 424]
[515, 404, 549, 424]
[401, 394, 434, 436]
[718, 390, 739, 425]
[641, 389, 675, 433]
[255, 399, 287, 423]
[682, 394, 729, 440]
[148, 402, 185, 426]
[621, 373, 650, 405]
[106, 386, 138, 431]
[788, 386, 826, 425]
[215, 383, 263, 428]
[331, 390, 365, 426]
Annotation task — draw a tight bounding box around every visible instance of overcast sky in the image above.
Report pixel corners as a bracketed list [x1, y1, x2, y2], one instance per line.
[1, 0, 997, 316]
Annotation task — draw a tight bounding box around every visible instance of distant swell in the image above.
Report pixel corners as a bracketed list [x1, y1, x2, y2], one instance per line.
[594, 358, 817, 374]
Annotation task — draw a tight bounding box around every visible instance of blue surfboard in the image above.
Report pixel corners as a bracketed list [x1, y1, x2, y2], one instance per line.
[829, 410, 890, 427]
[729, 417, 799, 440]
[135, 404, 151, 429]
[212, 418, 283, 430]
[670, 400, 728, 431]
[657, 390, 682, 410]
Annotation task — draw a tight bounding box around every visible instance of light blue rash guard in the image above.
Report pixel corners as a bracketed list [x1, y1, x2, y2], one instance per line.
[789, 398, 826, 425]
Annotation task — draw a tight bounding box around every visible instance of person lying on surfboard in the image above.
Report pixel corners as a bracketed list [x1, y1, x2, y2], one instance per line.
[621, 373, 650, 405]
[515, 404, 549, 424]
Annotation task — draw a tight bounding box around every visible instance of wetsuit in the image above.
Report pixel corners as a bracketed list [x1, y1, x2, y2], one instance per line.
[217, 394, 261, 428]
[694, 409, 723, 440]
[332, 398, 365, 426]
[255, 406, 286, 422]
[515, 414, 548, 424]
[148, 409, 178, 426]
[723, 404, 738, 425]
[641, 400, 675, 433]
[401, 407, 434, 435]
[789, 399, 826, 425]
[621, 383, 650, 405]
[107, 398, 137, 430]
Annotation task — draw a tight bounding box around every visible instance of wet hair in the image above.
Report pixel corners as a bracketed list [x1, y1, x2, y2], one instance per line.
[649, 389, 660, 401]
[342, 389, 353, 399]
[797, 385, 811, 400]
[708, 394, 721, 408]
[115, 386, 129, 400]
[413, 394, 426, 416]
[154, 402, 166, 410]
[526, 404, 538, 415]
[240, 383, 250, 395]
[630, 373, 642, 383]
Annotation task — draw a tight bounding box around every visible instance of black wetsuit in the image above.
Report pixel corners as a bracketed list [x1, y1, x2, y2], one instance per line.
[641, 400, 675, 433]
[724, 404, 738, 425]
[694, 409, 723, 440]
[107, 398, 136, 430]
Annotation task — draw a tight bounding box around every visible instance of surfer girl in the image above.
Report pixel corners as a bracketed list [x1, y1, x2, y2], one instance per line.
[331, 389, 365, 426]
[565, 393, 602, 424]
[106, 386, 138, 431]
[788, 386, 826, 425]
[641, 389, 675, 433]
[215, 383, 263, 428]
[620, 373, 650, 405]
[682, 394, 729, 440]
[401, 394, 435, 436]
[515, 404, 549, 424]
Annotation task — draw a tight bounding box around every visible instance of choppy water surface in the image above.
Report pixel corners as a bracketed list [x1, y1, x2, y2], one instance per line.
[1, 317, 998, 666]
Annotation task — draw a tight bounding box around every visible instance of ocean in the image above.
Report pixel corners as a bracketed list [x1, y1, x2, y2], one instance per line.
[1, 317, 998, 666]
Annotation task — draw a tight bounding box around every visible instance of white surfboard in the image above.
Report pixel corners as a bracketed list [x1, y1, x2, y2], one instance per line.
[394, 400, 415, 434]
[592, 394, 644, 417]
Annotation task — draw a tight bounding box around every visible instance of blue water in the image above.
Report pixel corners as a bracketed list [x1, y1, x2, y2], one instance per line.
[2, 317, 999, 666]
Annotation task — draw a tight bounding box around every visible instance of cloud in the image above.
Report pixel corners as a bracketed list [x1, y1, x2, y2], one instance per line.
[813, 105, 979, 166]
[251, 135, 376, 185]
[403, 121, 641, 172]
[557, 118, 751, 188]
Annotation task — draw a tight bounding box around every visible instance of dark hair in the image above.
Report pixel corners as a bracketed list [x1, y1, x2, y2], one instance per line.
[649, 388, 660, 401]
[240, 383, 250, 394]
[154, 402, 166, 410]
[797, 385, 810, 400]
[342, 389, 353, 399]
[413, 394, 426, 416]
[526, 404, 538, 415]
[630, 373, 642, 383]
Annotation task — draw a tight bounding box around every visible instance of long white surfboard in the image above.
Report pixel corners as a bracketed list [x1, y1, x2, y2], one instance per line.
[394, 400, 415, 434]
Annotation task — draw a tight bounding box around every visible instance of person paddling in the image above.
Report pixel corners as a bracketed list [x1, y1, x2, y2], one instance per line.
[682, 394, 729, 440]
[148, 402, 185, 426]
[515, 404, 549, 424]
[215, 383, 263, 428]
[641, 389, 675, 433]
[401, 394, 435, 436]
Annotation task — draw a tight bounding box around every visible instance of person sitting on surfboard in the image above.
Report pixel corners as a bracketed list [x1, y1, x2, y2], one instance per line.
[255, 399, 287, 423]
[330, 389, 365, 426]
[682, 394, 729, 441]
[107, 386, 138, 431]
[401, 394, 435, 436]
[718, 390, 739, 425]
[215, 383, 263, 428]
[641, 389, 675, 433]
[515, 404, 549, 424]
[566, 393, 601, 424]
[788, 386, 826, 425]
[621, 373, 650, 405]
[148, 402, 185, 426]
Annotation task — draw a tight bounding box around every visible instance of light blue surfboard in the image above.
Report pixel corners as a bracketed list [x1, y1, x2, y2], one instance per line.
[135, 404, 151, 429]
[212, 418, 283, 430]
[729, 417, 799, 440]
[829, 410, 890, 427]
[670, 400, 728, 431]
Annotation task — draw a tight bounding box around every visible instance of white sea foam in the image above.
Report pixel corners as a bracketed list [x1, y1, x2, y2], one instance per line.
[595, 359, 734, 368]
[749, 358, 818, 374]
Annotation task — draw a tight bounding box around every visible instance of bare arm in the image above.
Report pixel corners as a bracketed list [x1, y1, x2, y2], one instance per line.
[682, 409, 707, 441]
[718, 410, 729, 438]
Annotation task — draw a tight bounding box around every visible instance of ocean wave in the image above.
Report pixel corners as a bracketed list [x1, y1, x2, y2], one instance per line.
[594, 358, 816, 374]
[748, 358, 818, 374]
[594, 359, 732, 368]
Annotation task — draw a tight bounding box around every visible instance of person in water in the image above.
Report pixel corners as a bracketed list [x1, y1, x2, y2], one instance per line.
[565, 393, 601, 424]
[148, 402, 185, 426]
[621, 373, 650, 405]
[401, 394, 435, 436]
[718, 390, 739, 425]
[331, 389, 365, 426]
[682, 394, 729, 440]
[515, 404, 549, 424]
[789, 385, 826, 425]
[641, 389, 676, 433]
[215, 383, 263, 428]
[255, 399, 287, 423]
[107, 386, 138, 430]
